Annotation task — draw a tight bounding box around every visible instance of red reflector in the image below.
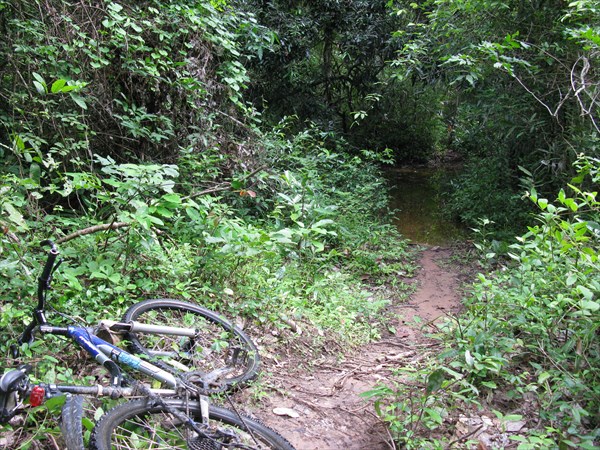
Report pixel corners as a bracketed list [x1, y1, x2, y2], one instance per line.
[29, 386, 45, 407]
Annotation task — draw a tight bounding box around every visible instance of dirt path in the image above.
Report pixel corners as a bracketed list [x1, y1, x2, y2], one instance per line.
[247, 246, 464, 450]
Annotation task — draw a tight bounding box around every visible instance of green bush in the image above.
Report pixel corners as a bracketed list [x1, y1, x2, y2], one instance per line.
[445, 154, 532, 236]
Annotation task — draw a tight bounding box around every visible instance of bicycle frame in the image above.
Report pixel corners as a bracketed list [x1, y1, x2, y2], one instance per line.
[37, 324, 179, 388]
[3, 241, 209, 408]
[1, 317, 207, 423]
[0, 241, 281, 450]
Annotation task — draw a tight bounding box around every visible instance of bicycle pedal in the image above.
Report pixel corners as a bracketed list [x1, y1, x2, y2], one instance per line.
[187, 436, 222, 450]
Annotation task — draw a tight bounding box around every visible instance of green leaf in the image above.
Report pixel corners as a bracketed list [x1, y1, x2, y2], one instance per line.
[108, 2, 123, 12]
[186, 207, 202, 221]
[29, 163, 41, 184]
[108, 273, 121, 283]
[32, 72, 47, 94]
[440, 366, 463, 379]
[580, 300, 599, 311]
[51, 79, 67, 93]
[271, 228, 294, 244]
[32, 72, 46, 85]
[312, 219, 335, 229]
[82, 417, 95, 431]
[13, 134, 25, 151]
[424, 407, 443, 425]
[33, 81, 46, 95]
[529, 187, 538, 202]
[311, 240, 325, 252]
[155, 206, 174, 217]
[59, 85, 79, 93]
[205, 236, 225, 244]
[426, 368, 445, 394]
[45, 395, 66, 413]
[502, 414, 524, 422]
[577, 285, 594, 300]
[538, 371, 551, 383]
[147, 215, 164, 226]
[70, 93, 88, 109]
[161, 193, 182, 204]
[3, 202, 27, 228]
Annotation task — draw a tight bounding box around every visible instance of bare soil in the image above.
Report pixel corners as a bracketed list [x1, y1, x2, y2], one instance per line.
[239, 246, 465, 450]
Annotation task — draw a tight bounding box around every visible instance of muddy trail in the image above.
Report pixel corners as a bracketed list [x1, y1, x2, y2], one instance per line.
[241, 246, 464, 450]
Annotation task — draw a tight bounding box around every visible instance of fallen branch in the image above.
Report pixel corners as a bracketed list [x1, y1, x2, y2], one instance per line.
[57, 222, 129, 243]
[447, 424, 484, 448]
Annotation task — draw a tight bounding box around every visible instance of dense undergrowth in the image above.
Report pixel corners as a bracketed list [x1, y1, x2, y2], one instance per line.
[0, 137, 412, 447]
[0, 1, 414, 447]
[366, 155, 600, 449]
[0, 98, 414, 445]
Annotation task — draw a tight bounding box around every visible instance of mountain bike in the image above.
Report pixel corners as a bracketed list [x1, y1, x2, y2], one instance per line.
[0, 240, 295, 449]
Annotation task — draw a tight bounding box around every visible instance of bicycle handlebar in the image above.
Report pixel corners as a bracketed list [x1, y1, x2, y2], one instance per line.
[16, 241, 61, 352]
[39, 240, 59, 286]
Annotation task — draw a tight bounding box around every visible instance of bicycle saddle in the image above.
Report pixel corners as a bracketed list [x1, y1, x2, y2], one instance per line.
[0, 365, 32, 423]
[0, 365, 31, 394]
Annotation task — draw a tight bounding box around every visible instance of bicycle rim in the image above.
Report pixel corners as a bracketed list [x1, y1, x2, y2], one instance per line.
[91, 398, 296, 450]
[123, 299, 260, 391]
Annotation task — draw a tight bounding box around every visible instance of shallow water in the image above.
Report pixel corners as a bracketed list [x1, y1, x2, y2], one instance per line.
[386, 166, 467, 246]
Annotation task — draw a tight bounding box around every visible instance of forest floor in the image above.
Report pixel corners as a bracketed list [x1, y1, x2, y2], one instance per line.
[238, 245, 468, 449]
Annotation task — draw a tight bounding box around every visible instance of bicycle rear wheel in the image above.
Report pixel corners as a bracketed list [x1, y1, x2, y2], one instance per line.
[123, 299, 260, 392]
[90, 398, 296, 450]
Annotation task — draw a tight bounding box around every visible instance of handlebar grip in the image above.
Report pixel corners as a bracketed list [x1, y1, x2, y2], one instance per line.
[40, 239, 58, 252]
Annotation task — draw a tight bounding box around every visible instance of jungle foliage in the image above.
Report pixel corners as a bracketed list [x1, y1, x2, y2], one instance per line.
[366, 156, 600, 448]
[0, 1, 416, 445]
[0, 0, 411, 344]
[236, 0, 598, 447]
[0, 0, 599, 448]
[240, 0, 599, 233]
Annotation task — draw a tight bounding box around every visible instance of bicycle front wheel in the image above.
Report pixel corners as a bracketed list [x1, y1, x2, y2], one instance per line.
[90, 398, 296, 450]
[123, 299, 260, 391]
[61, 394, 120, 449]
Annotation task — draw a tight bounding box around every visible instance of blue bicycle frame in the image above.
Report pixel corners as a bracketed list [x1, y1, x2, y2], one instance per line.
[37, 324, 178, 389]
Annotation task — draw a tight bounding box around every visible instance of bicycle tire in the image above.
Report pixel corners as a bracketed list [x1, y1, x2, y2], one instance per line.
[123, 299, 260, 392]
[61, 395, 85, 450]
[90, 398, 296, 450]
[61, 394, 117, 450]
